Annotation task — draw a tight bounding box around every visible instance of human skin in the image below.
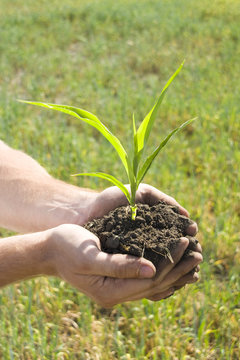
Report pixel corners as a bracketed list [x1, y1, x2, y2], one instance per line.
[0, 141, 202, 306]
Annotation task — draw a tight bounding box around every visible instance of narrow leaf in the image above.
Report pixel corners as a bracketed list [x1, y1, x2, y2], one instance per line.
[137, 117, 196, 186]
[72, 172, 131, 203]
[18, 100, 131, 179]
[132, 113, 139, 176]
[136, 62, 184, 160]
[132, 113, 137, 136]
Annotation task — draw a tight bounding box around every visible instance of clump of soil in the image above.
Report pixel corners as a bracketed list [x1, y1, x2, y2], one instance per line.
[85, 201, 198, 272]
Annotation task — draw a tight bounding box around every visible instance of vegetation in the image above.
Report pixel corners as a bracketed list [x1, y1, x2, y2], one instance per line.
[20, 62, 195, 220]
[0, 0, 239, 358]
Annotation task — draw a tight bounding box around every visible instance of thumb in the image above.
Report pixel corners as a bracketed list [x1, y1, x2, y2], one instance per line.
[91, 251, 156, 279]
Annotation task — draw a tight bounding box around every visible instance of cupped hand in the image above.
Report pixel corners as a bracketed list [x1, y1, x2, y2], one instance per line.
[86, 183, 198, 236]
[47, 224, 202, 308]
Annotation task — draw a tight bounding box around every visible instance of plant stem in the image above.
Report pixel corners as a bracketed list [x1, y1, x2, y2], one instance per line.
[131, 205, 137, 220]
[129, 181, 137, 220]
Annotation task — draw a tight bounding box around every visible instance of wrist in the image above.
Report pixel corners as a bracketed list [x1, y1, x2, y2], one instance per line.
[44, 224, 89, 279]
[39, 229, 57, 276]
[45, 179, 98, 226]
[22, 177, 98, 232]
[21, 230, 56, 277]
[44, 225, 67, 278]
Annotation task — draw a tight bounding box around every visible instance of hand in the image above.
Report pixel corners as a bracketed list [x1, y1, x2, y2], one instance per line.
[86, 183, 198, 236]
[47, 224, 202, 307]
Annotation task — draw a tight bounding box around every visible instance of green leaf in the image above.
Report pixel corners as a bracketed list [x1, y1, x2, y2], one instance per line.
[137, 117, 196, 186]
[72, 172, 131, 203]
[132, 113, 137, 136]
[18, 100, 131, 179]
[132, 113, 139, 176]
[135, 62, 184, 161]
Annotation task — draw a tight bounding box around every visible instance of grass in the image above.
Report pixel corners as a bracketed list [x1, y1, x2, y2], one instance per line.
[0, 0, 239, 358]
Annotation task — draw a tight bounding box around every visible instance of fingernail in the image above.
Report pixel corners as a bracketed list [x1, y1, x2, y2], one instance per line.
[139, 266, 155, 278]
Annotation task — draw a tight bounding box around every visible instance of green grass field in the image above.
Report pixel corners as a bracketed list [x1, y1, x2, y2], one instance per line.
[0, 0, 239, 358]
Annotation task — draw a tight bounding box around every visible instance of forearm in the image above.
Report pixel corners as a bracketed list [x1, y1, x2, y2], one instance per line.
[0, 231, 53, 287]
[0, 141, 97, 232]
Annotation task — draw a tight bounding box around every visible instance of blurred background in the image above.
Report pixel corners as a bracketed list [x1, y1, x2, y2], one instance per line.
[0, 0, 239, 358]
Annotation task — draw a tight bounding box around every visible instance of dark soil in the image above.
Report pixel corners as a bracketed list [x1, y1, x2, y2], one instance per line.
[85, 201, 198, 272]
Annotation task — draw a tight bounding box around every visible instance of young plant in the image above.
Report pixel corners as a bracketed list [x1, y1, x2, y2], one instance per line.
[19, 62, 195, 220]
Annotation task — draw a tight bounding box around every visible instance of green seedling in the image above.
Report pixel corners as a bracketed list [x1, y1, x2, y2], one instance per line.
[19, 62, 195, 220]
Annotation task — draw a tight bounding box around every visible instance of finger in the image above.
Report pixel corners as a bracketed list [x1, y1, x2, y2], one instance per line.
[171, 271, 200, 287]
[186, 272, 199, 283]
[140, 184, 190, 217]
[75, 235, 156, 279]
[96, 259, 199, 306]
[158, 251, 203, 288]
[126, 238, 190, 301]
[150, 284, 184, 297]
[90, 251, 156, 279]
[88, 186, 128, 220]
[192, 242, 202, 253]
[84, 241, 200, 306]
[154, 237, 189, 280]
[89, 276, 155, 307]
[147, 288, 175, 302]
[129, 267, 201, 303]
[187, 238, 202, 253]
[186, 222, 198, 236]
[171, 285, 184, 291]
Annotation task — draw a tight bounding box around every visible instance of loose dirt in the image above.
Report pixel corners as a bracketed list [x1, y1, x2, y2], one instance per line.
[85, 201, 198, 271]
